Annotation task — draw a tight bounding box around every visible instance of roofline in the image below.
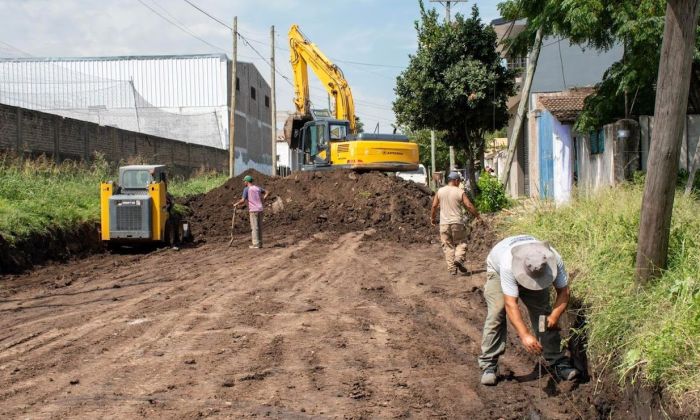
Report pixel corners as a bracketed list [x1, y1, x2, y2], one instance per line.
[490, 17, 527, 26]
[0, 53, 251, 63]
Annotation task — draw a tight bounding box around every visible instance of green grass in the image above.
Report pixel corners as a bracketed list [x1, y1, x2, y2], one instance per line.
[0, 155, 226, 244]
[500, 185, 700, 406]
[168, 171, 228, 197]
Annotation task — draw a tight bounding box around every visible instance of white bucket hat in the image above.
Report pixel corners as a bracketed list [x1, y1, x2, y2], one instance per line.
[511, 241, 557, 290]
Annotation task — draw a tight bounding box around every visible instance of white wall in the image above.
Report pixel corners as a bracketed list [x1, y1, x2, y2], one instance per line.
[576, 127, 615, 193]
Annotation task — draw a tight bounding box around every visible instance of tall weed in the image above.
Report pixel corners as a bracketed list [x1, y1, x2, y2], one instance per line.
[502, 185, 700, 405]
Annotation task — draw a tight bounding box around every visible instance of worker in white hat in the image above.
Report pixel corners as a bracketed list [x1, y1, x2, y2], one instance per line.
[478, 235, 579, 386]
[430, 171, 481, 275]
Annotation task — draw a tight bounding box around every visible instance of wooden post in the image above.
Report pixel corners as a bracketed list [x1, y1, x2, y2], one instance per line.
[16, 108, 22, 153]
[54, 117, 60, 162]
[636, 0, 700, 282]
[270, 25, 277, 176]
[431, 130, 437, 188]
[229, 17, 238, 178]
[500, 26, 544, 188]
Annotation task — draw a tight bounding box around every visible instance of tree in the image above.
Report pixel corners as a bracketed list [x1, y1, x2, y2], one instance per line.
[394, 1, 515, 191]
[497, 0, 670, 133]
[355, 116, 365, 134]
[636, 0, 700, 282]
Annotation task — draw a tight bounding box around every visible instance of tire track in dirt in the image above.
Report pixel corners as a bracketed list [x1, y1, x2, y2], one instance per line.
[1, 232, 611, 418]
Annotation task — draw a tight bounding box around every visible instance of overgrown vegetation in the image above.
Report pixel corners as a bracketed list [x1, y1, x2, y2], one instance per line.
[168, 171, 228, 197]
[0, 155, 227, 244]
[502, 185, 700, 405]
[475, 172, 511, 213]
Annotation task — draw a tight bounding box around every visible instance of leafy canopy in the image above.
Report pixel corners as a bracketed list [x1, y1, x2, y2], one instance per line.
[498, 0, 669, 131]
[394, 1, 515, 150]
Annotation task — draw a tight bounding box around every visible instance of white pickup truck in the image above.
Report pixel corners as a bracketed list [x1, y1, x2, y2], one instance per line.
[396, 164, 428, 186]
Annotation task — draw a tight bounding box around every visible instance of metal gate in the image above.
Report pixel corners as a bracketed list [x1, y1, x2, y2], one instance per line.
[538, 110, 554, 199]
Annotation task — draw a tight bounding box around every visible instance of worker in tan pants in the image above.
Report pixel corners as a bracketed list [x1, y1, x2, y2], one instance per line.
[430, 172, 481, 275]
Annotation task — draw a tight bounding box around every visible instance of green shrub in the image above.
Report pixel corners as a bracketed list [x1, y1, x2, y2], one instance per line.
[475, 172, 511, 213]
[501, 185, 700, 404]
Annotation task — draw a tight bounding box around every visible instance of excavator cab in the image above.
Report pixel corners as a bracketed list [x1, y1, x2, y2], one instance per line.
[299, 119, 349, 168]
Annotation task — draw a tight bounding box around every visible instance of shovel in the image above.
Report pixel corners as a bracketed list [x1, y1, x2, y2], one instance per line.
[227, 206, 237, 247]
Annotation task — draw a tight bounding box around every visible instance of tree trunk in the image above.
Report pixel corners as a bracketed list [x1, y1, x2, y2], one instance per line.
[499, 26, 544, 188]
[636, 0, 700, 282]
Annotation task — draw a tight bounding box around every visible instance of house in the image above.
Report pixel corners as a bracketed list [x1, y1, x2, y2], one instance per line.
[491, 18, 624, 200]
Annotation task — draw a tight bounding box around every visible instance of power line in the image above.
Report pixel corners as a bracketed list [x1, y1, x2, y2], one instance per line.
[0, 40, 33, 57]
[178, 0, 397, 120]
[136, 0, 228, 53]
[182, 0, 231, 30]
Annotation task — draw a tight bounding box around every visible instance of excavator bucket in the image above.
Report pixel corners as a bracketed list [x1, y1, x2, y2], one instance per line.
[283, 113, 312, 149]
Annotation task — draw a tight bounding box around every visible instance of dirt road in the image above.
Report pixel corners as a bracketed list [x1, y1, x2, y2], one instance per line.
[0, 231, 618, 419]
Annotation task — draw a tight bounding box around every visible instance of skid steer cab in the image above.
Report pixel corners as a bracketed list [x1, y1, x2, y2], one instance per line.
[100, 165, 190, 248]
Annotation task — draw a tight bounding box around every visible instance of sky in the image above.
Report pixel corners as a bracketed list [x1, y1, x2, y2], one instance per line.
[0, 0, 504, 132]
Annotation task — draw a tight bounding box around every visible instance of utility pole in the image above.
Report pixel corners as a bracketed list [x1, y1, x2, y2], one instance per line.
[636, 0, 700, 282]
[270, 25, 277, 177]
[229, 17, 238, 178]
[431, 130, 437, 188]
[500, 26, 544, 187]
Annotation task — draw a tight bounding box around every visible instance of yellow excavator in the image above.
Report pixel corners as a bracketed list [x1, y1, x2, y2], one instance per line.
[284, 24, 419, 172]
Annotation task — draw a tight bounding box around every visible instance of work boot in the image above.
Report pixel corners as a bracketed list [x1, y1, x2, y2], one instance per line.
[480, 367, 497, 386]
[455, 261, 469, 274]
[554, 363, 579, 381]
[449, 267, 458, 276]
[249, 245, 261, 249]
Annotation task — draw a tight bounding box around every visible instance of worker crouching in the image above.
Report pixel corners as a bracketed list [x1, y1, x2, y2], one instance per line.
[478, 235, 579, 386]
[430, 172, 481, 275]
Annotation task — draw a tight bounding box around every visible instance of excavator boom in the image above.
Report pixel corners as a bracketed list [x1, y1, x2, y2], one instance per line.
[288, 24, 356, 130]
[284, 24, 419, 173]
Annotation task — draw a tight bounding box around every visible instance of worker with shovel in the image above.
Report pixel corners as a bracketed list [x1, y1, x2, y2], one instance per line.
[233, 175, 269, 249]
[478, 235, 579, 386]
[430, 171, 481, 276]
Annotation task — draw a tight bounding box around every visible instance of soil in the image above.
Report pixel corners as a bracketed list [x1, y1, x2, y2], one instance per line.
[0, 223, 102, 274]
[0, 170, 688, 418]
[183, 169, 436, 244]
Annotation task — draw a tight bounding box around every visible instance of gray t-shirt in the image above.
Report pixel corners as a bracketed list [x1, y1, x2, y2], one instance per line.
[486, 235, 568, 297]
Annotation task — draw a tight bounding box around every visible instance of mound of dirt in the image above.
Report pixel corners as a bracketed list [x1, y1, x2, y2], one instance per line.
[184, 169, 440, 244]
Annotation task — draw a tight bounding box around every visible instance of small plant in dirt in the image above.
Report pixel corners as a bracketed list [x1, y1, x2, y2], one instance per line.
[475, 172, 511, 213]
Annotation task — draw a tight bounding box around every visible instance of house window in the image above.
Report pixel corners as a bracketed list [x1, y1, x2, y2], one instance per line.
[236, 77, 240, 91]
[265, 95, 270, 107]
[590, 129, 605, 155]
[251, 86, 256, 100]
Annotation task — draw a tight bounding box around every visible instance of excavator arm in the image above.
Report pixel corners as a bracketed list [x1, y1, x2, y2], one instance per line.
[288, 24, 356, 131]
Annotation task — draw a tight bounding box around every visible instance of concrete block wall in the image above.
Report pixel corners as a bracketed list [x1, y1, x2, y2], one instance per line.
[0, 103, 228, 175]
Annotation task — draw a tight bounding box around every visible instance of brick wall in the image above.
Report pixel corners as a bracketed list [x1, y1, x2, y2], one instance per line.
[0, 103, 228, 175]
